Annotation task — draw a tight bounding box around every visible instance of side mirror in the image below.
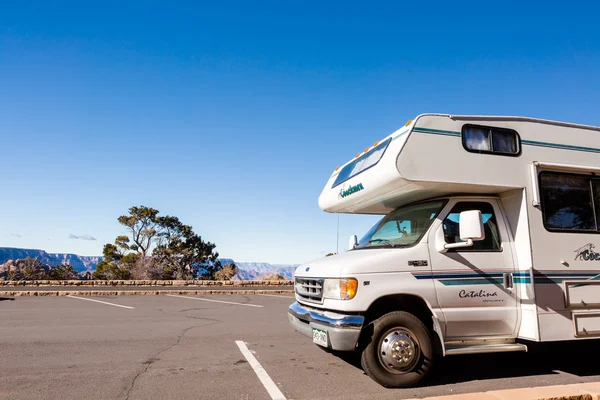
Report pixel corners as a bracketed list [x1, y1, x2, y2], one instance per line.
[348, 234, 358, 250]
[444, 210, 484, 250]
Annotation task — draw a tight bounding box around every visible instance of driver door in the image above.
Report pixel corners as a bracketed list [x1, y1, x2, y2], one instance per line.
[427, 199, 518, 339]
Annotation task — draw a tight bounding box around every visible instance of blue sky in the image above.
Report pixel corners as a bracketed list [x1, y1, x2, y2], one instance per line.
[1, 1, 600, 264]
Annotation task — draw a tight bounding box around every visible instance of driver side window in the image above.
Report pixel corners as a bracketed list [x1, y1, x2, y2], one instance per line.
[443, 201, 501, 251]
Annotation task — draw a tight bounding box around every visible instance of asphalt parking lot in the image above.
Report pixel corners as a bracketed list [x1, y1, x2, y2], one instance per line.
[2, 294, 600, 400]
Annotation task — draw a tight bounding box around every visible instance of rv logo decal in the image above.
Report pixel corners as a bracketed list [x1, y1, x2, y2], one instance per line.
[459, 290, 498, 299]
[338, 183, 364, 199]
[574, 243, 600, 261]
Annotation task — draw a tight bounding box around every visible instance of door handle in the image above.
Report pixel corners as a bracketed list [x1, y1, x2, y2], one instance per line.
[503, 273, 514, 290]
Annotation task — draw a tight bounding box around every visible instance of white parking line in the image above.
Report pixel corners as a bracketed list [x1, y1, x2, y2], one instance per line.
[257, 294, 295, 299]
[66, 295, 134, 309]
[235, 341, 287, 400]
[165, 294, 263, 308]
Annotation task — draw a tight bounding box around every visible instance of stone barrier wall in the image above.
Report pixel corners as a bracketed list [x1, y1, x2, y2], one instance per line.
[0, 279, 293, 287]
[1, 289, 294, 296]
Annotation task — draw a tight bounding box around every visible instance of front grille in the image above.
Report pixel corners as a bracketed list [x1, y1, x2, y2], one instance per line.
[295, 277, 324, 303]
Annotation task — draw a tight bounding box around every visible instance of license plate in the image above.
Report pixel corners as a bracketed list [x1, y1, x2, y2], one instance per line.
[312, 328, 328, 347]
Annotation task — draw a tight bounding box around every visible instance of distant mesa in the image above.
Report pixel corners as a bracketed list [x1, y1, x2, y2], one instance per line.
[0, 247, 101, 273]
[231, 262, 298, 280]
[196, 258, 297, 280]
[0, 247, 297, 280]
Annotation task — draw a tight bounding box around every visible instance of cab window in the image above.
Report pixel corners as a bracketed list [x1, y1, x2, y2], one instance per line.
[443, 202, 501, 251]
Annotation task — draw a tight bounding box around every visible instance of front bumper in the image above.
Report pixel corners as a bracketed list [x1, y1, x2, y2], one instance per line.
[287, 301, 364, 351]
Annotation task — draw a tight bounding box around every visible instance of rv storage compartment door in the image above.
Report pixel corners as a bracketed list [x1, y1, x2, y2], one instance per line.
[564, 281, 600, 309]
[573, 313, 600, 337]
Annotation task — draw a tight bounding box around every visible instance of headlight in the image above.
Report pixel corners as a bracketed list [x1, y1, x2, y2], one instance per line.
[323, 278, 358, 300]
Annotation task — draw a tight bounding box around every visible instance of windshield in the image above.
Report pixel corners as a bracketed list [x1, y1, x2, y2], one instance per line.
[355, 200, 447, 249]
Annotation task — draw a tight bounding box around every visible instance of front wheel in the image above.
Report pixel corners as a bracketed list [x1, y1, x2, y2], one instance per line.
[360, 311, 434, 388]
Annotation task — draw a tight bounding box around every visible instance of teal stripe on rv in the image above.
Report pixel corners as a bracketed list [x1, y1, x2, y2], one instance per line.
[413, 127, 600, 154]
[392, 131, 409, 141]
[521, 139, 600, 153]
[439, 277, 532, 286]
[412, 127, 461, 137]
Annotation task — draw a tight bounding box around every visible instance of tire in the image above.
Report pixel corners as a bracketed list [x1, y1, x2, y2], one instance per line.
[360, 311, 434, 388]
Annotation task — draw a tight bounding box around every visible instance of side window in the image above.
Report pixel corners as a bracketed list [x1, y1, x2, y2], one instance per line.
[443, 202, 501, 251]
[462, 125, 520, 156]
[332, 138, 391, 188]
[540, 172, 598, 232]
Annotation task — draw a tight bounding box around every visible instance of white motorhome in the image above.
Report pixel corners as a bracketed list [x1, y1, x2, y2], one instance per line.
[288, 113, 600, 388]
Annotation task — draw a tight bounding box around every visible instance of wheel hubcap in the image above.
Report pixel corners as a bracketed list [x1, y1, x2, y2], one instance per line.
[378, 328, 420, 374]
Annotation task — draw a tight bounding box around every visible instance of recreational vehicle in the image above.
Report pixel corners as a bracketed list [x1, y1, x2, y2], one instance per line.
[288, 113, 600, 388]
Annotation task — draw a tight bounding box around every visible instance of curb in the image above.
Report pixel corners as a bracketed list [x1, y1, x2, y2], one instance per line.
[417, 382, 600, 400]
[0, 289, 295, 297]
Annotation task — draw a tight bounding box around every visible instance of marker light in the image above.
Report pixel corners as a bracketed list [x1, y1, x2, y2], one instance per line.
[373, 141, 379, 146]
[405, 119, 413, 127]
[340, 278, 358, 300]
[335, 166, 340, 171]
[364, 148, 370, 153]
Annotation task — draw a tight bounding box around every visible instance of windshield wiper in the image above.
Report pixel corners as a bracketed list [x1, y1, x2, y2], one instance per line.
[367, 238, 394, 247]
